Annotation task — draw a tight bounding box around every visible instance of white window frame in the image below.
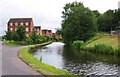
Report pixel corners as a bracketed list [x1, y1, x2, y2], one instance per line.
[15, 23, 18, 26]
[26, 22, 29, 26]
[37, 29, 39, 31]
[10, 23, 13, 26]
[26, 28, 29, 32]
[21, 22, 24, 25]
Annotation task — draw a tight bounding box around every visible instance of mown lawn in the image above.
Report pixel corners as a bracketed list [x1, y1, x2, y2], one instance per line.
[86, 34, 119, 49]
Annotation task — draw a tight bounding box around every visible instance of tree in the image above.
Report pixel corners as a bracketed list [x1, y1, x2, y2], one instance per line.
[97, 9, 119, 32]
[5, 30, 12, 42]
[61, 2, 97, 44]
[11, 31, 19, 41]
[92, 10, 101, 18]
[16, 26, 26, 41]
[55, 28, 63, 35]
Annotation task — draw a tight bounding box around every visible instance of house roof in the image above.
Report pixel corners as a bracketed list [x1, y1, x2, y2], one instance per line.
[34, 26, 41, 28]
[48, 30, 52, 32]
[8, 18, 33, 24]
[42, 29, 48, 31]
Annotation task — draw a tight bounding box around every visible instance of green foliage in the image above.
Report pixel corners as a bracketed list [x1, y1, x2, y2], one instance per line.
[92, 10, 101, 18]
[29, 33, 40, 44]
[26, 33, 53, 45]
[72, 41, 84, 50]
[97, 9, 119, 32]
[55, 28, 63, 36]
[11, 31, 19, 41]
[16, 26, 26, 41]
[5, 40, 27, 46]
[114, 48, 120, 56]
[26, 38, 33, 44]
[5, 26, 26, 42]
[62, 2, 97, 44]
[90, 44, 114, 54]
[5, 30, 12, 41]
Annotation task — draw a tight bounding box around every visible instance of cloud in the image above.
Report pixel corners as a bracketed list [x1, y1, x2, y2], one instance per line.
[0, 0, 119, 35]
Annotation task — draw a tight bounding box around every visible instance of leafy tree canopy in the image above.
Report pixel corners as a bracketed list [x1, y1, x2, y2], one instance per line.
[62, 2, 97, 44]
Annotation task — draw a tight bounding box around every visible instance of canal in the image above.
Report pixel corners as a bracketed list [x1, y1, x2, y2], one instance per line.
[34, 42, 120, 76]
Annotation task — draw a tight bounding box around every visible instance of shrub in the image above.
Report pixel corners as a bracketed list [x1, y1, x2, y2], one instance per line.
[11, 31, 19, 41]
[72, 41, 84, 50]
[114, 48, 120, 56]
[26, 38, 33, 44]
[92, 44, 114, 54]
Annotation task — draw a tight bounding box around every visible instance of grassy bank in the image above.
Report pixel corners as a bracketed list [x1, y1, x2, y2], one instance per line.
[18, 42, 77, 77]
[84, 34, 119, 55]
[5, 40, 27, 46]
[86, 34, 118, 49]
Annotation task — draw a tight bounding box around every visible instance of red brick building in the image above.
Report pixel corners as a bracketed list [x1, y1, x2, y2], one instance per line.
[52, 33, 61, 39]
[8, 18, 34, 37]
[42, 29, 48, 36]
[42, 29, 52, 36]
[34, 26, 42, 35]
[48, 30, 52, 36]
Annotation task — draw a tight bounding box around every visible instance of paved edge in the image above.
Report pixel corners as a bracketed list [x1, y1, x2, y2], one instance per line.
[17, 47, 45, 76]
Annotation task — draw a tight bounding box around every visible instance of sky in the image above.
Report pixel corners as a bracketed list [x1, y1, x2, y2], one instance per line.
[0, 0, 119, 36]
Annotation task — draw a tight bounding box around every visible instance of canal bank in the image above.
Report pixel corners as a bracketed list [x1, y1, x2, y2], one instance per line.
[18, 41, 77, 76]
[34, 42, 120, 76]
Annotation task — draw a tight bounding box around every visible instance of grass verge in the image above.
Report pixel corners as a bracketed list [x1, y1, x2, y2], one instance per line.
[5, 40, 27, 46]
[18, 42, 77, 77]
[84, 34, 119, 56]
[85, 35, 118, 49]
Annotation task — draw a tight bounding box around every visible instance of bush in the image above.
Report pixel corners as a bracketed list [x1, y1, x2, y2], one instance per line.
[11, 31, 19, 41]
[26, 38, 33, 44]
[114, 48, 120, 56]
[72, 41, 84, 50]
[92, 44, 114, 54]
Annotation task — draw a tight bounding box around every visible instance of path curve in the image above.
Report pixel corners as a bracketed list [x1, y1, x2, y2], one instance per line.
[2, 44, 42, 75]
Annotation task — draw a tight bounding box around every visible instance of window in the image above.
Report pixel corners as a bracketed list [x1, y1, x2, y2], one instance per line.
[26, 28, 29, 32]
[10, 28, 13, 31]
[21, 22, 23, 25]
[15, 23, 18, 26]
[37, 29, 39, 31]
[10, 23, 13, 26]
[34, 28, 36, 30]
[26, 22, 29, 26]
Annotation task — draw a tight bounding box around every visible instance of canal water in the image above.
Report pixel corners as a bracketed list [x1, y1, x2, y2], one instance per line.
[34, 42, 120, 76]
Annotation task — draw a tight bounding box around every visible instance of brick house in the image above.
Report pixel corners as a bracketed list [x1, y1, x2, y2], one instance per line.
[34, 26, 42, 35]
[48, 30, 52, 36]
[42, 29, 52, 36]
[52, 33, 61, 39]
[7, 18, 34, 37]
[42, 29, 48, 36]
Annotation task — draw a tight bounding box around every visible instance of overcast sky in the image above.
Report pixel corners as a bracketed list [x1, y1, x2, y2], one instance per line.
[0, 0, 119, 36]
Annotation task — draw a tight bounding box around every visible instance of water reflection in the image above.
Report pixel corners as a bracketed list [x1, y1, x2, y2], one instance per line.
[34, 42, 120, 76]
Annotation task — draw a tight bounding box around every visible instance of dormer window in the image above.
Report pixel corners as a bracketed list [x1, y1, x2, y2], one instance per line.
[15, 23, 18, 26]
[21, 22, 23, 25]
[10, 23, 13, 26]
[26, 22, 29, 26]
